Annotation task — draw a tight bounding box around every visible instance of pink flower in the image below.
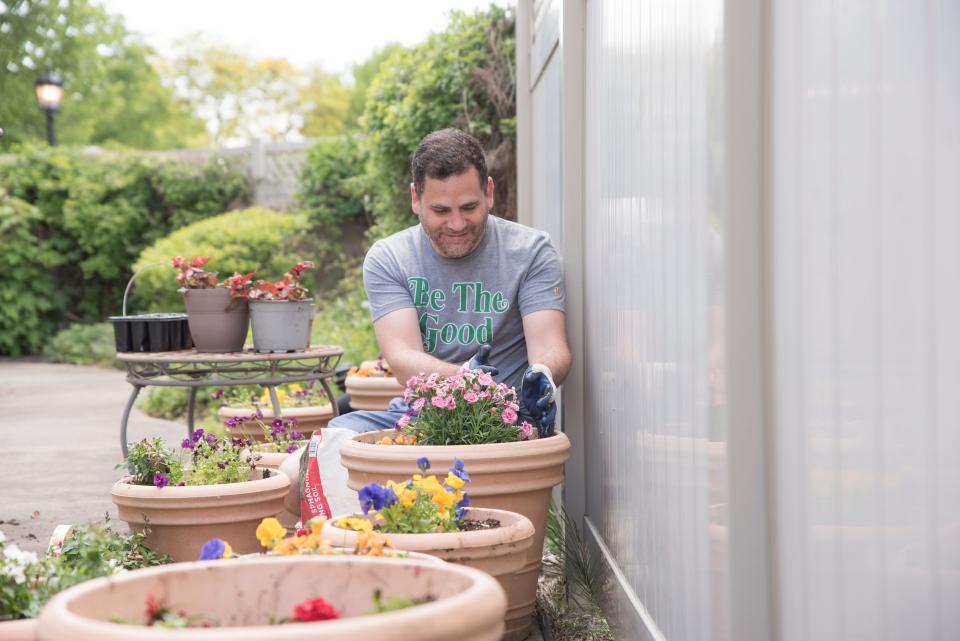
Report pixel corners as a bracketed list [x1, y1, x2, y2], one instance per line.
[396, 415, 411, 429]
[502, 408, 518, 424]
[412, 397, 426, 411]
[446, 396, 457, 410]
[464, 391, 479, 404]
[431, 395, 449, 409]
[477, 373, 494, 386]
[521, 421, 537, 440]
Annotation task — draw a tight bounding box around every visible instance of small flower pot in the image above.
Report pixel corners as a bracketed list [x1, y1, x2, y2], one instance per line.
[110, 469, 289, 562]
[0, 619, 36, 641]
[218, 404, 334, 442]
[35, 555, 507, 641]
[345, 375, 405, 411]
[339, 431, 571, 641]
[182, 288, 248, 353]
[249, 299, 314, 353]
[324, 507, 535, 641]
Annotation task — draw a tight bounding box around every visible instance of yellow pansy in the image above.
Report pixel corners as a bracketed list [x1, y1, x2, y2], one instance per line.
[444, 472, 465, 491]
[222, 541, 233, 558]
[287, 383, 303, 394]
[256, 517, 287, 548]
[432, 488, 455, 512]
[306, 516, 327, 537]
[336, 516, 373, 533]
[259, 388, 290, 406]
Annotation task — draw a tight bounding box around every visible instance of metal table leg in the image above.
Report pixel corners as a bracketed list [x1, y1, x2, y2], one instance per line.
[120, 384, 144, 458]
[267, 385, 283, 418]
[320, 377, 340, 418]
[186, 386, 198, 441]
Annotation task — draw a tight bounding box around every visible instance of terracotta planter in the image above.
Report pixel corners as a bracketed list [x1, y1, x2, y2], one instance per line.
[35, 555, 506, 641]
[182, 288, 248, 353]
[110, 469, 289, 562]
[0, 620, 36, 641]
[345, 375, 405, 410]
[339, 431, 570, 641]
[219, 404, 334, 442]
[325, 507, 534, 641]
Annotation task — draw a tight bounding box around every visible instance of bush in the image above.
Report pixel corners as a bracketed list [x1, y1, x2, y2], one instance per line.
[43, 322, 118, 368]
[0, 146, 249, 352]
[360, 6, 516, 237]
[310, 267, 379, 367]
[139, 387, 191, 420]
[298, 135, 369, 231]
[0, 189, 62, 355]
[132, 207, 312, 312]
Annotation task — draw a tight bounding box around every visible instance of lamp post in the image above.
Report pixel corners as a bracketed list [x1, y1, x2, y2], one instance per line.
[34, 73, 64, 146]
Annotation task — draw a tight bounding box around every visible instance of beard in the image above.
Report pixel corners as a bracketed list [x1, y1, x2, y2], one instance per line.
[424, 217, 488, 258]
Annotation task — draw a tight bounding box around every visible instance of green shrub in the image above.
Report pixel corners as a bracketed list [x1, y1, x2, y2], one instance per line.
[298, 135, 369, 231]
[0, 146, 249, 353]
[310, 266, 378, 366]
[0, 189, 62, 356]
[139, 387, 191, 420]
[132, 207, 311, 312]
[43, 322, 118, 368]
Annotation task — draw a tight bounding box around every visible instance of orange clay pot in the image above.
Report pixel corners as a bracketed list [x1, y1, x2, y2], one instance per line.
[110, 469, 289, 562]
[339, 431, 571, 641]
[345, 376, 404, 410]
[35, 555, 507, 641]
[219, 404, 334, 442]
[0, 620, 36, 641]
[324, 507, 534, 641]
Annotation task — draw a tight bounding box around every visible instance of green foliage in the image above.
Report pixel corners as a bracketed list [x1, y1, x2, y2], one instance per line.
[310, 267, 379, 366]
[345, 44, 405, 130]
[118, 438, 185, 486]
[0, 146, 249, 353]
[132, 207, 309, 312]
[43, 322, 118, 368]
[360, 6, 517, 237]
[0, 189, 61, 355]
[0, 0, 207, 151]
[298, 135, 368, 230]
[0, 518, 170, 621]
[139, 387, 192, 421]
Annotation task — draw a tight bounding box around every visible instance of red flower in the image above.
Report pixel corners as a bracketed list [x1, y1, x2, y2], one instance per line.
[192, 256, 209, 268]
[292, 596, 341, 622]
[145, 594, 165, 623]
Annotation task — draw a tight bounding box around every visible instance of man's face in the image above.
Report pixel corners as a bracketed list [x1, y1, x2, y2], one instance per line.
[411, 168, 494, 259]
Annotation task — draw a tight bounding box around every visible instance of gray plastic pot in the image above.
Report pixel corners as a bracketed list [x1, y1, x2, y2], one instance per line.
[249, 299, 314, 353]
[182, 288, 249, 353]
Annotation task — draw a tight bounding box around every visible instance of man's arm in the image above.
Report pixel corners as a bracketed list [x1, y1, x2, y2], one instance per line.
[521, 309, 572, 384]
[373, 308, 460, 385]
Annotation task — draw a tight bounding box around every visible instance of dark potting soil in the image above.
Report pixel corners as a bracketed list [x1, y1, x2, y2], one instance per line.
[459, 518, 501, 531]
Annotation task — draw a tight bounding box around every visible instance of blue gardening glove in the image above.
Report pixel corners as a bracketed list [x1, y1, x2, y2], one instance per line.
[461, 343, 499, 377]
[519, 364, 557, 437]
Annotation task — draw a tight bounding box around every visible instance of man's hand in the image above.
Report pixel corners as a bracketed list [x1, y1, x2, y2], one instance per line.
[461, 343, 499, 376]
[519, 364, 557, 437]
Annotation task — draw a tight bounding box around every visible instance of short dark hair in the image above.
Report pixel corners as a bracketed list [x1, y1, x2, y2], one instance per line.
[411, 128, 487, 196]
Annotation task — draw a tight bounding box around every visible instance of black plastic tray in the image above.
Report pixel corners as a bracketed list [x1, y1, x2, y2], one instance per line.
[109, 313, 192, 352]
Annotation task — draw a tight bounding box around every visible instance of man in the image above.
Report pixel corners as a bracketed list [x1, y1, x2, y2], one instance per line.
[329, 128, 570, 435]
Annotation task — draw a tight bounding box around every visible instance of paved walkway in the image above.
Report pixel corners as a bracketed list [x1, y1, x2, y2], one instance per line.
[0, 360, 186, 553]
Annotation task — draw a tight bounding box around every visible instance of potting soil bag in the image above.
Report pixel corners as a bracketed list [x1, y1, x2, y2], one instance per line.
[298, 428, 357, 525]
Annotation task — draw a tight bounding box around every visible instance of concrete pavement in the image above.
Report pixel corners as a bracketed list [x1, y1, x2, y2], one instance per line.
[0, 361, 186, 553]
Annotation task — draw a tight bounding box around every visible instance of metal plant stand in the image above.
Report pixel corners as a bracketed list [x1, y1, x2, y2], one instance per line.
[115, 346, 343, 457]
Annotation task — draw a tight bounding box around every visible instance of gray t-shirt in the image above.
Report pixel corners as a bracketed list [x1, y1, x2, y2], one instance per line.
[363, 215, 565, 391]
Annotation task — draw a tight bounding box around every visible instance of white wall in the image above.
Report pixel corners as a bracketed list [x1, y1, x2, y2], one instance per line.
[769, 2, 960, 640]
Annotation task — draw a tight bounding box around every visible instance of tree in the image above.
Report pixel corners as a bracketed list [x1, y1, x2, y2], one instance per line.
[344, 43, 404, 130]
[361, 6, 517, 236]
[0, 0, 207, 150]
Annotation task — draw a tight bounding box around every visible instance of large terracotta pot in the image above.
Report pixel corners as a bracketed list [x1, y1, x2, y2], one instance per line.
[345, 375, 404, 410]
[182, 288, 248, 353]
[246, 442, 306, 470]
[110, 469, 289, 562]
[0, 620, 36, 641]
[324, 507, 534, 641]
[35, 555, 506, 641]
[339, 431, 570, 641]
[219, 404, 334, 442]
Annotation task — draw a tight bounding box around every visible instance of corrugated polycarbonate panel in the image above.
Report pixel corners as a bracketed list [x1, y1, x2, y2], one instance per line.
[583, 1, 727, 639]
[531, 55, 563, 246]
[770, 2, 960, 640]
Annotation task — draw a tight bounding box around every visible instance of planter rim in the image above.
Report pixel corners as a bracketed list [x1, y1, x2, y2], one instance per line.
[219, 404, 333, 418]
[36, 555, 505, 639]
[326, 507, 535, 552]
[341, 429, 571, 464]
[248, 298, 315, 305]
[111, 469, 289, 503]
[345, 376, 401, 387]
